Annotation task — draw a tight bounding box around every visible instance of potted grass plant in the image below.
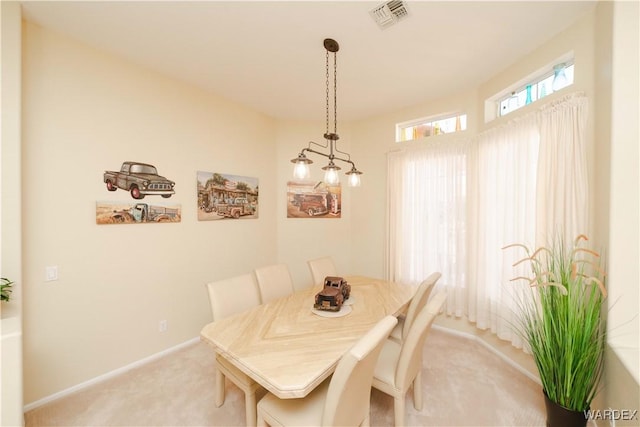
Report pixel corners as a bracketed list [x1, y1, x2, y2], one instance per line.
[1, 277, 14, 302]
[504, 234, 607, 427]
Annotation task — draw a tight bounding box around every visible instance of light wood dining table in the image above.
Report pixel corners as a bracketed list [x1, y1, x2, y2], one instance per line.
[200, 275, 415, 399]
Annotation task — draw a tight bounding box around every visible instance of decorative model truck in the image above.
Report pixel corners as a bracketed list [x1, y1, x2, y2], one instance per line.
[111, 203, 180, 223]
[104, 161, 175, 200]
[314, 276, 351, 312]
[216, 197, 256, 219]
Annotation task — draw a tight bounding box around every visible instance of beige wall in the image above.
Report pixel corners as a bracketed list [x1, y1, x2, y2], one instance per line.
[21, 21, 278, 404]
[1, 2, 24, 426]
[19, 16, 358, 408]
[600, 1, 640, 424]
[1, 2, 22, 318]
[607, 0, 639, 378]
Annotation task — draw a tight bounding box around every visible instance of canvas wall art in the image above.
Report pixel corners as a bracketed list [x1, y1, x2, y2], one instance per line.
[287, 181, 341, 218]
[96, 201, 182, 224]
[197, 171, 259, 221]
[103, 161, 176, 200]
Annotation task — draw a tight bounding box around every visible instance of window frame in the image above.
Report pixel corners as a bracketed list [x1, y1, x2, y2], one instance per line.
[484, 52, 575, 123]
[395, 112, 467, 143]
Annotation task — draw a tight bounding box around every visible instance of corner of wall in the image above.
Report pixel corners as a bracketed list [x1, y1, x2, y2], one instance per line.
[1, 3, 24, 426]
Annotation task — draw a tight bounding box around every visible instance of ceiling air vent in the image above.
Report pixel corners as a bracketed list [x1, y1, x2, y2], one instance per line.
[370, 0, 409, 29]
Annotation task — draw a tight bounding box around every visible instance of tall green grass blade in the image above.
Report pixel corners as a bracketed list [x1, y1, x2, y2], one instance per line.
[504, 234, 606, 411]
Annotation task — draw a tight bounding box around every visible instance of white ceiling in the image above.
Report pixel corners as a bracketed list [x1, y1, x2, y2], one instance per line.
[20, 1, 596, 122]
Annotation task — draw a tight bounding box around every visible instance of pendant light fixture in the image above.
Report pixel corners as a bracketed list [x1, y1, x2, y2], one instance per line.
[291, 38, 363, 187]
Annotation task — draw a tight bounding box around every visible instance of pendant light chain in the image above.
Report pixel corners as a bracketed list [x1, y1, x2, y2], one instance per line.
[333, 50, 337, 135]
[290, 38, 362, 187]
[324, 48, 338, 136]
[325, 49, 330, 136]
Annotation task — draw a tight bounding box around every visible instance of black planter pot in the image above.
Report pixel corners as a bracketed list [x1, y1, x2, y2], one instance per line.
[543, 391, 588, 427]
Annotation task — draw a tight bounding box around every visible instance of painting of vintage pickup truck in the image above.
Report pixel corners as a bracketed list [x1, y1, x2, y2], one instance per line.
[104, 161, 175, 200]
[286, 181, 341, 218]
[96, 202, 181, 225]
[197, 171, 259, 221]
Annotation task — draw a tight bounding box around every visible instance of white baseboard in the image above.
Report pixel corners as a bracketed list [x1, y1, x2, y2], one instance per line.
[23, 337, 200, 412]
[432, 324, 542, 386]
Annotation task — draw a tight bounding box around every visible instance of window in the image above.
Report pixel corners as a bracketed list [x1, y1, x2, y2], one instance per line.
[484, 54, 575, 123]
[388, 94, 589, 348]
[387, 139, 468, 290]
[396, 113, 467, 142]
[498, 62, 574, 117]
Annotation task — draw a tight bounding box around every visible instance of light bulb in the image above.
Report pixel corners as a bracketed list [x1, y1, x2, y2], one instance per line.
[293, 162, 310, 180]
[348, 172, 361, 187]
[324, 168, 339, 185]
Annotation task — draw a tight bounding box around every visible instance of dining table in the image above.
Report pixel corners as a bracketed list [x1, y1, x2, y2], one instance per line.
[200, 275, 415, 399]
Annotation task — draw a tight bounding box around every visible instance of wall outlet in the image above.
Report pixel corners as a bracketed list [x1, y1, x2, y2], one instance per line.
[45, 266, 58, 281]
[158, 320, 168, 333]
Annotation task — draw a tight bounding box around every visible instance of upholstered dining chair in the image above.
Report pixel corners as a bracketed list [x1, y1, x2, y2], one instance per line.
[371, 291, 447, 427]
[389, 272, 441, 343]
[307, 256, 338, 286]
[206, 273, 263, 426]
[256, 315, 398, 427]
[254, 263, 295, 303]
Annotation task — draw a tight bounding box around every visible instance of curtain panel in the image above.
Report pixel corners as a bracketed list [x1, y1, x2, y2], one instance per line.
[386, 139, 470, 316]
[386, 93, 589, 347]
[536, 94, 590, 243]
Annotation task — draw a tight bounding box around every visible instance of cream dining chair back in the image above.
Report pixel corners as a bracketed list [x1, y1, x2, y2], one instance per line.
[389, 272, 441, 342]
[206, 273, 263, 426]
[254, 263, 295, 303]
[257, 315, 398, 427]
[307, 256, 338, 286]
[372, 291, 447, 427]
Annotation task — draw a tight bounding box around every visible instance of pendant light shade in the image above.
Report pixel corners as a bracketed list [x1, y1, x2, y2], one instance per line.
[322, 161, 340, 185]
[346, 166, 362, 187]
[292, 152, 312, 180]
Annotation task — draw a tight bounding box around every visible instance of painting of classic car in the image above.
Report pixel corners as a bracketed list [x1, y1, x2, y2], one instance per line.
[197, 171, 259, 221]
[103, 161, 175, 200]
[96, 201, 181, 225]
[287, 181, 341, 218]
[314, 276, 351, 312]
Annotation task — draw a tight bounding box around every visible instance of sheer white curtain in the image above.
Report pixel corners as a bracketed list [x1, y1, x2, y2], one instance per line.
[467, 113, 540, 347]
[536, 94, 589, 242]
[386, 138, 469, 315]
[387, 93, 589, 347]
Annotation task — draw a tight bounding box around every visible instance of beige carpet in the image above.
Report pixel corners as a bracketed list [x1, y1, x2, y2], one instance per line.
[24, 329, 546, 426]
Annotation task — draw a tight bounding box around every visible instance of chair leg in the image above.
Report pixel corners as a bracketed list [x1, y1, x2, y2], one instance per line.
[214, 366, 225, 407]
[244, 390, 257, 426]
[413, 371, 423, 411]
[256, 412, 267, 427]
[394, 395, 405, 427]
